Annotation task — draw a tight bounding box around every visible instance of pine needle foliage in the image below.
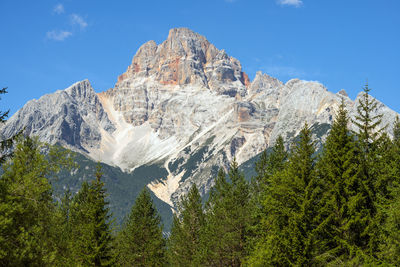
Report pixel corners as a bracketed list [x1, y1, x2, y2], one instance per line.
[168, 184, 205, 266]
[0, 136, 72, 266]
[0, 87, 20, 164]
[116, 187, 166, 267]
[68, 163, 114, 266]
[200, 159, 251, 266]
[248, 123, 320, 266]
[315, 98, 362, 263]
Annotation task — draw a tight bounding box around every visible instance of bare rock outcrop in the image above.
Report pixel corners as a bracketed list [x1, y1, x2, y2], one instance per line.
[1, 80, 115, 152]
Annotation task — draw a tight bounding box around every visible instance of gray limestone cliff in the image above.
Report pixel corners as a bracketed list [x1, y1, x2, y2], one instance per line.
[1, 80, 115, 152]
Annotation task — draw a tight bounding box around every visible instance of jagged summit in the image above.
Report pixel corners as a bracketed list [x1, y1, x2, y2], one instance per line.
[337, 89, 349, 97]
[116, 28, 250, 97]
[166, 27, 208, 43]
[1, 80, 115, 152]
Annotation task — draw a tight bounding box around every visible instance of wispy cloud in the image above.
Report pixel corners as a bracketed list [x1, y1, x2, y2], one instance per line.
[70, 14, 88, 29]
[46, 30, 72, 41]
[53, 3, 64, 14]
[277, 0, 303, 7]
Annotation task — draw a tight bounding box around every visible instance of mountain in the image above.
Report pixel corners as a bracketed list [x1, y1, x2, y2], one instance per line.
[1, 28, 398, 223]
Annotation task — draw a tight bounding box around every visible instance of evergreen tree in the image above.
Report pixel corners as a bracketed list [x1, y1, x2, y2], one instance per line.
[116, 187, 166, 266]
[53, 188, 73, 265]
[380, 184, 400, 265]
[69, 164, 114, 266]
[252, 135, 288, 193]
[200, 159, 250, 266]
[352, 82, 385, 258]
[0, 87, 19, 164]
[247, 135, 288, 257]
[248, 123, 320, 266]
[378, 116, 400, 264]
[314, 98, 362, 264]
[0, 137, 71, 266]
[168, 184, 205, 266]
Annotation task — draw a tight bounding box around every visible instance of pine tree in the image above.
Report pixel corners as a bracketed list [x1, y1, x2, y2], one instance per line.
[248, 123, 320, 266]
[168, 184, 205, 266]
[314, 98, 362, 264]
[53, 188, 73, 265]
[116, 187, 166, 266]
[380, 184, 400, 265]
[0, 137, 71, 266]
[352, 82, 385, 258]
[378, 116, 400, 264]
[69, 164, 114, 266]
[247, 135, 288, 257]
[0, 87, 19, 164]
[200, 159, 250, 266]
[252, 135, 287, 193]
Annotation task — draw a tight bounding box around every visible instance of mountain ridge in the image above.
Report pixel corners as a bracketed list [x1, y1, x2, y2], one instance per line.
[1, 27, 398, 210]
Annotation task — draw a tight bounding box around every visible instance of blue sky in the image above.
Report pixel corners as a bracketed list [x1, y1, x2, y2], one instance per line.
[1, 0, 399, 115]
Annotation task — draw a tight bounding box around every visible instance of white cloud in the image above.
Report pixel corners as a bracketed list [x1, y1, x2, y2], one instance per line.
[53, 4, 64, 14]
[277, 0, 303, 7]
[70, 14, 88, 29]
[46, 30, 72, 41]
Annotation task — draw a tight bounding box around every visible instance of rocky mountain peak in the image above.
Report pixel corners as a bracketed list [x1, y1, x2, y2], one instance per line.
[337, 89, 349, 97]
[65, 79, 96, 102]
[249, 71, 283, 94]
[116, 28, 250, 97]
[1, 79, 115, 152]
[166, 27, 208, 44]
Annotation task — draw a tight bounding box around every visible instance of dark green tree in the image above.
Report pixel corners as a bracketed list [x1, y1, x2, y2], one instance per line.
[68, 164, 114, 266]
[380, 184, 400, 265]
[200, 159, 250, 266]
[248, 123, 320, 266]
[314, 98, 362, 264]
[252, 135, 288, 193]
[0, 87, 19, 164]
[378, 116, 400, 264]
[168, 184, 205, 266]
[0, 137, 71, 266]
[352, 82, 385, 258]
[53, 188, 73, 265]
[115, 187, 166, 266]
[247, 135, 288, 256]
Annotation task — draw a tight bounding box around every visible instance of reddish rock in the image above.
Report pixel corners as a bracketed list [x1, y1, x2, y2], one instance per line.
[240, 72, 251, 88]
[115, 28, 248, 97]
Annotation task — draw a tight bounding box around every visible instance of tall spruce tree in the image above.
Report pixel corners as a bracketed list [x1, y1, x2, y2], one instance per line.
[247, 135, 288, 257]
[314, 98, 361, 264]
[380, 183, 400, 265]
[351, 82, 385, 259]
[378, 116, 400, 264]
[168, 184, 205, 266]
[53, 188, 73, 265]
[200, 160, 250, 266]
[0, 137, 71, 266]
[116, 187, 166, 266]
[248, 123, 320, 266]
[68, 164, 114, 266]
[252, 135, 288, 193]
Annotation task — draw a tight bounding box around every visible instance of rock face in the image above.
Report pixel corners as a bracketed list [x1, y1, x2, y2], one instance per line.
[1, 80, 115, 152]
[1, 28, 398, 208]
